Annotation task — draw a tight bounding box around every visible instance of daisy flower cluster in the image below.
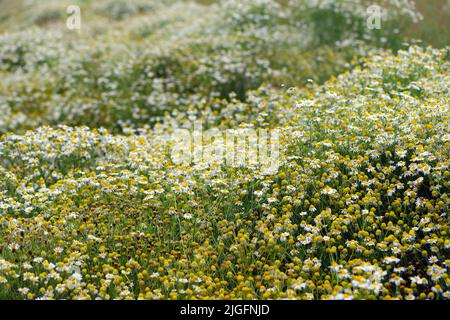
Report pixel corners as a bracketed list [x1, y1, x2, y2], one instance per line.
[0, 44, 448, 299]
[0, 0, 448, 300]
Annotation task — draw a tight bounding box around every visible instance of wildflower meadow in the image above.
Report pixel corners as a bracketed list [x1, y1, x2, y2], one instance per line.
[0, 0, 449, 301]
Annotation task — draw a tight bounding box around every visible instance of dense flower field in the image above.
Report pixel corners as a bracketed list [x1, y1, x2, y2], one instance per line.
[0, 0, 449, 300]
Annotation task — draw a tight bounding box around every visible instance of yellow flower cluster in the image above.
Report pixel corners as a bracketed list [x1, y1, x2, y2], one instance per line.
[0, 45, 448, 299]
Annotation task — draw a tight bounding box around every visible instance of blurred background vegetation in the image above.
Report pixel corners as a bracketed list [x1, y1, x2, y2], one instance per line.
[0, 0, 448, 48]
[0, 0, 448, 133]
